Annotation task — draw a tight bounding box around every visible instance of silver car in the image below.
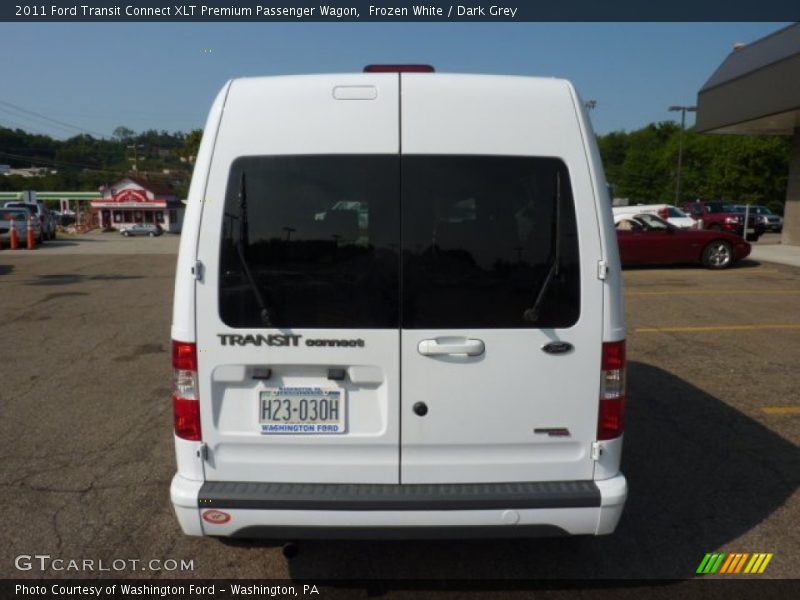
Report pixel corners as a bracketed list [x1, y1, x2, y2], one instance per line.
[3, 202, 56, 241]
[120, 223, 163, 237]
[0, 207, 42, 244]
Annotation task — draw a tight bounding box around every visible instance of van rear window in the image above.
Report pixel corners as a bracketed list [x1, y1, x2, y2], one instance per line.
[219, 156, 400, 328]
[219, 155, 579, 329]
[401, 156, 579, 329]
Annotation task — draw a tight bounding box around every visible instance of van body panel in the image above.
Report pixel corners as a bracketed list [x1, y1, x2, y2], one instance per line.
[171, 72, 628, 536]
[171, 81, 231, 344]
[565, 84, 626, 345]
[399, 75, 603, 483]
[194, 75, 402, 485]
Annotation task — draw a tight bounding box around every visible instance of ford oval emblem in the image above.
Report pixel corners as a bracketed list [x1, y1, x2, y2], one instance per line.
[542, 341, 574, 355]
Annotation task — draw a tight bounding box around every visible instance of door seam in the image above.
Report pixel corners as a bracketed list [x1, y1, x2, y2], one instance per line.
[398, 71, 404, 485]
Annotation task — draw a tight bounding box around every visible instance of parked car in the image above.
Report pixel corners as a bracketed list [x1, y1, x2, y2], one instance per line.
[0, 207, 42, 244]
[3, 202, 56, 241]
[682, 200, 764, 241]
[120, 223, 162, 237]
[613, 204, 697, 229]
[615, 213, 751, 269]
[734, 204, 783, 233]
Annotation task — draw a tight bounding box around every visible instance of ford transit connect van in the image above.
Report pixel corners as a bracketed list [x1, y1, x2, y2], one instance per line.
[171, 67, 627, 539]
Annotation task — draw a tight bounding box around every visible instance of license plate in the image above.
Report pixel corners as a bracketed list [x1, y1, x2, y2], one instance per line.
[746, 228, 755, 234]
[259, 387, 345, 434]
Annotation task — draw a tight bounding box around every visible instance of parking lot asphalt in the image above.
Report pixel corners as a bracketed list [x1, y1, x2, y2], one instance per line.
[3, 229, 183, 255]
[0, 235, 798, 586]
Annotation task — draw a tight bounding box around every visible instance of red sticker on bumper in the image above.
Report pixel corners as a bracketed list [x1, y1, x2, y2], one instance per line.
[202, 510, 231, 524]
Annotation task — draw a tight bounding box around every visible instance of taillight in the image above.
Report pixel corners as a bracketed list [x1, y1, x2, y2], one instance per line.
[363, 64, 435, 73]
[598, 340, 626, 440]
[172, 340, 201, 441]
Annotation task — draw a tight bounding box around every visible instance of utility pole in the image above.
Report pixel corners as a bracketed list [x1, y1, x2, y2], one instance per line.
[127, 144, 144, 172]
[668, 105, 697, 205]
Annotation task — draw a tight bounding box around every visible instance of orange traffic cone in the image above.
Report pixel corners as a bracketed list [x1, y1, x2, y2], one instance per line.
[10, 218, 19, 250]
[26, 216, 36, 250]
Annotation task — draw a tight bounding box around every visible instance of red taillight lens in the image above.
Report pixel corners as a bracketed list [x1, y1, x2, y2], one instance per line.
[363, 64, 435, 73]
[598, 340, 626, 440]
[174, 397, 202, 441]
[173, 340, 197, 370]
[172, 340, 201, 441]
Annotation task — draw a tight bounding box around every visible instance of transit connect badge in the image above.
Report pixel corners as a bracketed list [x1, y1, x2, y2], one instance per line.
[217, 333, 365, 348]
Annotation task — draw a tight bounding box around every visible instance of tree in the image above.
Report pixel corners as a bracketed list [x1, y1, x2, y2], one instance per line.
[598, 125, 790, 209]
[112, 126, 135, 143]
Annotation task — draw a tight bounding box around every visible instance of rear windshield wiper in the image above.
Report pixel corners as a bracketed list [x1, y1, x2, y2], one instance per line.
[523, 170, 562, 323]
[236, 172, 273, 326]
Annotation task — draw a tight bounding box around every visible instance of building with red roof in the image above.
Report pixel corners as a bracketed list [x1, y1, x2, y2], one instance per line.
[92, 176, 185, 233]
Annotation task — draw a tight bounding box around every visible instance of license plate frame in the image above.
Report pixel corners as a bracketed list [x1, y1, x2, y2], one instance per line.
[259, 387, 346, 434]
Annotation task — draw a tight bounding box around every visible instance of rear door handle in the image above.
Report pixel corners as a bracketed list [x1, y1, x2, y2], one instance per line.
[418, 338, 485, 357]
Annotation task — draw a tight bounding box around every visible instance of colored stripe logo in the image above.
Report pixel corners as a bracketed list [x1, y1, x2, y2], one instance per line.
[696, 553, 773, 574]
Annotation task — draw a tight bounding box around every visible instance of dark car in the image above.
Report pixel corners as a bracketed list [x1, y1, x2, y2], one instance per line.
[615, 213, 751, 269]
[734, 204, 783, 233]
[682, 200, 764, 241]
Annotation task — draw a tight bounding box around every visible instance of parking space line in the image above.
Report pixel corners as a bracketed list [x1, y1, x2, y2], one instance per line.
[625, 268, 781, 275]
[762, 407, 800, 415]
[627, 290, 800, 297]
[635, 324, 800, 333]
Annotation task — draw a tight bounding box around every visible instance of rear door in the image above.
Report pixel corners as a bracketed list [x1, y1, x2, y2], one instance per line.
[399, 75, 604, 483]
[195, 75, 402, 484]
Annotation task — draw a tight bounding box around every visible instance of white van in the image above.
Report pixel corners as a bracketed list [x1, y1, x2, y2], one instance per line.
[170, 67, 627, 540]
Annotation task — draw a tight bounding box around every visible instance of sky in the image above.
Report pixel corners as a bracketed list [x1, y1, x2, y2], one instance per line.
[0, 21, 792, 140]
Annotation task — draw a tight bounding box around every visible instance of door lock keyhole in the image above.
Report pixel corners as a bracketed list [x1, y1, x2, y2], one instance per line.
[413, 402, 428, 417]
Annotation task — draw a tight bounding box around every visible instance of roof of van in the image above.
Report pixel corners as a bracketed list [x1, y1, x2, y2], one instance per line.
[226, 72, 577, 94]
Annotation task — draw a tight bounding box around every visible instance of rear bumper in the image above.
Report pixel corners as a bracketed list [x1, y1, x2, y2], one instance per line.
[171, 474, 627, 539]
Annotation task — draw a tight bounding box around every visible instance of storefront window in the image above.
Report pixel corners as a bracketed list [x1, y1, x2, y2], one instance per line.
[144, 212, 154, 223]
[155, 211, 164, 223]
[113, 212, 122, 223]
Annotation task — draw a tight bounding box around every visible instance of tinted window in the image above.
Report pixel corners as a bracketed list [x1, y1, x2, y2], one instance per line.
[401, 156, 580, 329]
[667, 207, 688, 217]
[634, 214, 670, 230]
[707, 203, 736, 213]
[5, 203, 37, 216]
[219, 156, 399, 328]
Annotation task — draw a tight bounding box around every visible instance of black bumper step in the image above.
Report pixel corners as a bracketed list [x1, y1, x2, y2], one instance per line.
[199, 480, 601, 511]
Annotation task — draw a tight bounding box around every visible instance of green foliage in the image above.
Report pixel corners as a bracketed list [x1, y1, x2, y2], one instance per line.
[0, 126, 202, 194]
[598, 125, 791, 208]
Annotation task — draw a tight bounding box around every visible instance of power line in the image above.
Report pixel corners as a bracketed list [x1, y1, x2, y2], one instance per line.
[0, 99, 110, 139]
[0, 107, 80, 138]
[0, 150, 126, 174]
[0, 116, 54, 138]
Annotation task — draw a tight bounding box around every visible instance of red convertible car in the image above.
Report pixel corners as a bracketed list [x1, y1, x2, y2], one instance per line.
[615, 213, 751, 269]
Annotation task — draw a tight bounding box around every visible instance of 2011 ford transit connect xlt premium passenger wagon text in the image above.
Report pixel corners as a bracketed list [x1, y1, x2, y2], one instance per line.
[170, 66, 628, 540]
